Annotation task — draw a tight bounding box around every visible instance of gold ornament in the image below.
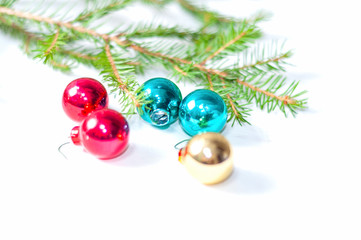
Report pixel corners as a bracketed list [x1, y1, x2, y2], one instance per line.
[178, 132, 233, 185]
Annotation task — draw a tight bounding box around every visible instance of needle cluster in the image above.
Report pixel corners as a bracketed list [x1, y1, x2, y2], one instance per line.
[0, 0, 307, 123]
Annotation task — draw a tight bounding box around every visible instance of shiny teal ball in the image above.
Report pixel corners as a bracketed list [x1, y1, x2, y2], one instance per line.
[179, 89, 227, 136]
[136, 77, 182, 128]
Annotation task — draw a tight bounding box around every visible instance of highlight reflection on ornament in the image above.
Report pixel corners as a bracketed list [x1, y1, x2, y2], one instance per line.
[178, 132, 233, 185]
[71, 109, 129, 159]
[62, 78, 108, 122]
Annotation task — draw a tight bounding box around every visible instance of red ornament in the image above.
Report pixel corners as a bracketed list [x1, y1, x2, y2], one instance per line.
[62, 78, 109, 122]
[71, 109, 130, 159]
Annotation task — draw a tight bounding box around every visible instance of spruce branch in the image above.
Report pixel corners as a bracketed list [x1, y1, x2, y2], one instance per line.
[220, 77, 250, 125]
[63, 49, 98, 61]
[0, 15, 100, 65]
[0, 14, 34, 40]
[104, 42, 140, 108]
[0, 6, 129, 45]
[240, 51, 291, 72]
[200, 74, 251, 125]
[176, 0, 234, 25]
[49, 59, 71, 71]
[176, 0, 270, 27]
[139, 0, 172, 6]
[200, 31, 248, 65]
[0, 15, 99, 70]
[237, 76, 290, 105]
[237, 42, 293, 75]
[73, 0, 132, 24]
[117, 23, 210, 40]
[207, 74, 214, 90]
[173, 63, 188, 76]
[236, 74, 306, 117]
[0, 0, 16, 7]
[128, 41, 228, 77]
[0, 1, 307, 125]
[0, 6, 250, 78]
[36, 28, 61, 63]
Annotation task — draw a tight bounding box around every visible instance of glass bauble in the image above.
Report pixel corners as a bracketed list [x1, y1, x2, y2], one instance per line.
[71, 109, 129, 159]
[62, 78, 108, 122]
[178, 132, 233, 185]
[179, 89, 227, 136]
[137, 77, 182, 128]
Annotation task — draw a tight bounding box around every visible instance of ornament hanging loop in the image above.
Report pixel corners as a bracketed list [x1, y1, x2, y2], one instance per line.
[174, 139, 191, 150]
[58, 141, 71, 159]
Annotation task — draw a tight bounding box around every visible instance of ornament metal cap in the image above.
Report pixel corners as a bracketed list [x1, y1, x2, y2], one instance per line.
[136, 77, 182, 128]
[150, 108, 170, 126]
[178, 132, 233, 185]
[70, 126, 81, 145]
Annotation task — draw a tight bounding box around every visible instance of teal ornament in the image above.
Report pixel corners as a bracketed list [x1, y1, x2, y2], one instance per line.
[136, 77, 182, 128]
[179, 89, 227, 136]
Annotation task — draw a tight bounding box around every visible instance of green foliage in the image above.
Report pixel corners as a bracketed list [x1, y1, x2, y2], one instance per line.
[176, 0, 237, 26]
[98, 50, 139, 114]
[237, 41, 293, 75]
[176, 0, 270, 28]
[137, 0, 173, 7]
[74, 0, 133, 25]
[0, 0, 307, 125]
[34, 29, 65, 63]
[194, 21, 262, 64]
[120, 23, 206, 40]
[235, 73, 307, 117]
[0, 0, 16, 7]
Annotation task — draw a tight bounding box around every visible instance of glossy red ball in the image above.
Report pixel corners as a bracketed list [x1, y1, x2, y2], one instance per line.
[71, 109, 130, 159]
[62, 78, 108, 122]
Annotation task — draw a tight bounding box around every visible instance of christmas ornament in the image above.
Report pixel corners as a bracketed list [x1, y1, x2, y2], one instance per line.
[62, 77, 109, 122]
[178, 89, 227, 136]
[178, 132, 233, 185]
[136, 77, 182, 128]
[70, 109, 129, 159]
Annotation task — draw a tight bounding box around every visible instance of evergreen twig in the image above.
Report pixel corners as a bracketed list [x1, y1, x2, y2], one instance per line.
[104, 42, 140, 107]
[0, 0, 307, 125]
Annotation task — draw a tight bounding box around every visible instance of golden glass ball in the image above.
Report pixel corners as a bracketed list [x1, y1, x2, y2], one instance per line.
[179, 132, 233, 185]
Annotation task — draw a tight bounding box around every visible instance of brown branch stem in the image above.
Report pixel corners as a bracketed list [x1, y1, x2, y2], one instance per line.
[0, 16, 99, 62]
[0, 6, 128, 45]
[62, 50, 97, 61]
[200, 31, 247, 65]
[221, 78, 239, 118]
[239, 53, 289, 70]
[104, 43, 140, 107]
[173, 64, 187, 76]
[45, 29, 60, 56]
[0, 7, 223, 75]
[207, 74, 214, 91]
[50, 60, 69, 69]
[237, 79, 296, 105]
[176, 0, 231, 23]
[0, 15, 35, 39]
[128, 43, 227, 77]
[73, 2, 125, 22]
[0, 6, 296, 105]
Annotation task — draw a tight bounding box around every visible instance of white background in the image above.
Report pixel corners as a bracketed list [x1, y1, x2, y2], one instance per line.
[1, 0, 361, 239]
